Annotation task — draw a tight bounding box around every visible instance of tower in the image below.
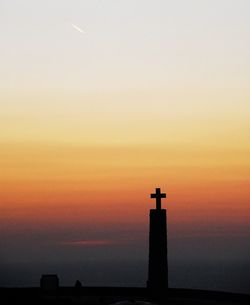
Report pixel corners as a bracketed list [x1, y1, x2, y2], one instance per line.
[147, 188, 168, 292]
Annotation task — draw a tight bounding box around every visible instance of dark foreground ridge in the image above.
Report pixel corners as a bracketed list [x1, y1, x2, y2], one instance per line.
[1, 286, 250, 305]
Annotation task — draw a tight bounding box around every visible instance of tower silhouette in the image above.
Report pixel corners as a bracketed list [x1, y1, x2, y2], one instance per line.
[147, 188, 168, 292]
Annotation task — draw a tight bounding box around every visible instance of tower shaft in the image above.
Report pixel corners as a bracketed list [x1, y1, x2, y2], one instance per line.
[147, 209, 168, 291]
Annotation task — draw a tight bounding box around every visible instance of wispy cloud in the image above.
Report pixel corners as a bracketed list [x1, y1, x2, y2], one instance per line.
[61, 239, 113, 247]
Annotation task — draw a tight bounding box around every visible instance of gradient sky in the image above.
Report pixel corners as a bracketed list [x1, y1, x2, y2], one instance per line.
[0, 0, 250, 288]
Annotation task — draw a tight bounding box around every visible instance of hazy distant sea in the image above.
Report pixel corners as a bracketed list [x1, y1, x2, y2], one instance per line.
[0, 259, 249, 294]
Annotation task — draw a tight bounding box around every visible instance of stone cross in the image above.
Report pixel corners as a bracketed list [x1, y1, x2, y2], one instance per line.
[150, 188, 166, 210]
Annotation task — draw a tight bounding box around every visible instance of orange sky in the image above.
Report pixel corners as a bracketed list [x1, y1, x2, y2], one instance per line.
[1, 139, 249, 233]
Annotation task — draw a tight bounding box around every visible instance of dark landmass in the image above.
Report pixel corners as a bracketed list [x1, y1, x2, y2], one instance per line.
[1, 287, 250, 305]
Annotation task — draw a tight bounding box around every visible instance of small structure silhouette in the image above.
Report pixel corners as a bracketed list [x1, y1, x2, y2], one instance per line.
[40, 274, 59, 292]
[74, 280, 82, 296]
[75, 280, 82, 288]
[147, 188, 168, 292]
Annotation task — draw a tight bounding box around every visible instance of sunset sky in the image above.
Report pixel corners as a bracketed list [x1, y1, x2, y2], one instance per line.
[0, 0, 250, 290]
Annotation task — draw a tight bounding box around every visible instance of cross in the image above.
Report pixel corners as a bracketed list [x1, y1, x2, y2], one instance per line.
[150, 188, 166, 210]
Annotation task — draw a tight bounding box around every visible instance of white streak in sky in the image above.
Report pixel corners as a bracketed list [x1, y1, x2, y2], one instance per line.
[71, 23, 86, 34]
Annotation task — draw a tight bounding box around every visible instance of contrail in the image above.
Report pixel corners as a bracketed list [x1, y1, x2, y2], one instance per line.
[71, 23, 86, 34]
